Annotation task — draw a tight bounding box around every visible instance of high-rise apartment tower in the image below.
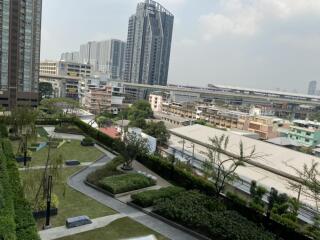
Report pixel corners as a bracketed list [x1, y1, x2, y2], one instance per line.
[124, 0, 174, 86]
[0, 0, 42, 109]
[79, 39, 126, 80]
[308, 81, 317, 96]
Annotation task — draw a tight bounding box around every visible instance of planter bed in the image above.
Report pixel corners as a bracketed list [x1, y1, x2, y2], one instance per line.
[54, 125, 83, 135]
[131, 186, 185, 208]
[127, 201, 211, 240]
[98, 173, 156, 195]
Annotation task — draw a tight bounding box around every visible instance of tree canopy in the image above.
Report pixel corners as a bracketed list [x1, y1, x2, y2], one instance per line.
[144, 121, 170, 146]
[128, 100, 153, 121]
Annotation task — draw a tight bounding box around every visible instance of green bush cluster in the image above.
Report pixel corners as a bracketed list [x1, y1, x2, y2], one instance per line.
[0, 139, 39, 240]
[98, 173, 156, 194]
[81, 137, 94, 146]
[87, 156, 125, 185]
[54, 124, 83, 135]
[154, 191, 276, 240]
[131, 186, 185, 208]
[0, 123, 8, 138]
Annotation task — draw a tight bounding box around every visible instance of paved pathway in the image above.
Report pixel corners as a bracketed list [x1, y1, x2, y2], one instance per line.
[67, 155, 198, 240]
[39, 213, 124, 240]
[18, 162, 106, 171]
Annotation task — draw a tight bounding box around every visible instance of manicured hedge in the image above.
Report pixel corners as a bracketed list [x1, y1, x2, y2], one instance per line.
[131, 186, 185, 208]
[73, 118, 124, 153]
[0, 139, 40, 240]
[81, 137, 95, 146]
[98, 173, 156, 194]
[87, 156, 124, 185]
[154, 191, 277, 240]
[54, 125, 83, 135]
[136, 153, 216, 196]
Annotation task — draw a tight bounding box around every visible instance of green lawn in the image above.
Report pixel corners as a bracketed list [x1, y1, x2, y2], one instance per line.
[57, 217, 168, 240]
[13, 140, 103, 166]
[21, 167, 116, 229]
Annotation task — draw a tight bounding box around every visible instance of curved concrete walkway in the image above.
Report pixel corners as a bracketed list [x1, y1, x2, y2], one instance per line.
[39, 213, 124, 240]
[67, 152, 198, 240]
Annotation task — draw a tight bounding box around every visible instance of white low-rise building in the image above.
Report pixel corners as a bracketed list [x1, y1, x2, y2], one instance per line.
[168, 124, 320, 214]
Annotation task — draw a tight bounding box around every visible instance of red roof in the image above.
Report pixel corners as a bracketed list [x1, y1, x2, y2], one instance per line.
[99, 127, 120, 139]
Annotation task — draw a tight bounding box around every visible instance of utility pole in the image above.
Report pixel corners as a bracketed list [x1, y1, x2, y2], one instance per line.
[23, 134, 27, 167]
[44, 175, 53, 229]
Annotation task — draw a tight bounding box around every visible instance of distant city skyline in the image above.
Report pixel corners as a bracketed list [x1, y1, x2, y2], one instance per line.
[41, 0, 320, 92]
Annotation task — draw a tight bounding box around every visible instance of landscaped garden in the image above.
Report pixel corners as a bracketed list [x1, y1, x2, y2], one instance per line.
[75, 116, 319, 240]
[56, 217, 168, 240]
[12, 139, 103, 166]
[21, 166, 117, 229]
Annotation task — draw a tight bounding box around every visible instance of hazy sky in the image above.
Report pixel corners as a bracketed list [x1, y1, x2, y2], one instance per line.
[41, 0, 320, 93]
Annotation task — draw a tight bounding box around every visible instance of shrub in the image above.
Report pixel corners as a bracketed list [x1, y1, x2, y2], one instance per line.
[154, 191, 276, 240]
[226, 191, 247, 206]
[98, 173, 156, 194]
[87, 156, 124, 185]
[81, 137, 94, 146]
[54, 124, 82, 135]
[131, 186, 185, 208]
[0, 123, 8, 137]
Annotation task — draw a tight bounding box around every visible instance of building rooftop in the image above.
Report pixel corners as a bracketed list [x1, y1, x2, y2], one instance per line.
[169, 124, 320, 208]
[266, 137, 302, 147]
[99, 127, 120, 139]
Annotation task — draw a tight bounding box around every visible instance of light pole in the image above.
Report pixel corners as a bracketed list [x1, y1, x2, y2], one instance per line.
[44, 175, 53, 229]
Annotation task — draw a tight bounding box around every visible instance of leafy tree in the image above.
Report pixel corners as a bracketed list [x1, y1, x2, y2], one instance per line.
[96, 116, 112, 128]
[128, 100, 153, 121]
[40, 98, 79, 115]
[289, 160, 320, 212]
[144, 121, 170, 146]
[120, 131, 149, 170]
[250, 180, 267, 207]
[0, 124, 8, 138]
[194, 119, 207, 126]
[206, 134, 259, 196]
[39, 82, 53, 100]
[10, 107, 38, 137]
[129, 117, 147, 129]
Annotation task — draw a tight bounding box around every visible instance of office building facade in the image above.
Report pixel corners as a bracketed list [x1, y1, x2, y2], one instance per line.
[124, 0, 174, 86]
[40, 61, 91, 78]
[308, 81, 317, 95]
[61, 51, 80, 63]
[0, 0, 42, 109]
[79, 39, 126, 79]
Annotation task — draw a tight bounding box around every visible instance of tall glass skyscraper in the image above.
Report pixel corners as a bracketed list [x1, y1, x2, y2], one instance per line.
[80, 39, 126, 80]
[124, 0, 174, 86]
[0, 0, 42, 109]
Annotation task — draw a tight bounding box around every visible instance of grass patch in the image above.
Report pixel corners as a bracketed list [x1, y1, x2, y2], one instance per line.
[131, 186, 185, 208]
[98, 173, 156, 194]
[21, 167, 116, 228]
[13, 140, 103, 166]
[56, 217, 168, 240]
[87, 156, 124, 185]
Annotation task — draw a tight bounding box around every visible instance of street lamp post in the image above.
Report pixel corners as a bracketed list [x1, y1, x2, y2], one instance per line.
[44, 175, 53, 229]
